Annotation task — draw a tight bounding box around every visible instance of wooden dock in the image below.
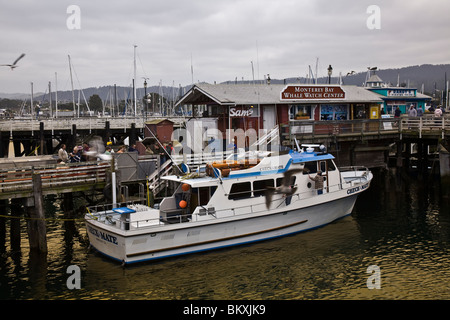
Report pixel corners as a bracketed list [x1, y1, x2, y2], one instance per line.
[0, 160, 110, 201]
[287, 115, 450, 168]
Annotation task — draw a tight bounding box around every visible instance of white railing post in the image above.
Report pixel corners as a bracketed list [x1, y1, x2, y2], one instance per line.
[419, 117, 422, 138]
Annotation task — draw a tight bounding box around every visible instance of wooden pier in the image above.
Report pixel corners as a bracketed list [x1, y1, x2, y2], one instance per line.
[0, 161, 110, 200]
[287, 114, 450, 168]
[0, 116, 184, 157]
[0, 153, 157, 254]
[0, 117, 144, 157]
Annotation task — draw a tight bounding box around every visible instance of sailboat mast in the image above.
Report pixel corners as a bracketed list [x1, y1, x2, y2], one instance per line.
[48, 81, 52, 118]
[30, 82, 34, 119]
[68, 55, 76, 116]
[55, 72, 58, 118]
[133, 45, 137, 117]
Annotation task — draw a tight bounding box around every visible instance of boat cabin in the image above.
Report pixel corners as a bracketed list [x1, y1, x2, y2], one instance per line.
[158, 145, 341, 223]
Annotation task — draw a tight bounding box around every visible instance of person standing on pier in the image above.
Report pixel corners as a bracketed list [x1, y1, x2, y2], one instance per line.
[58, 144, 69, 164]
[81, 142, 90, 161]
[408, 105, 417, 129]
[417, 106, 423, 117]
[69, 146, 81, 163]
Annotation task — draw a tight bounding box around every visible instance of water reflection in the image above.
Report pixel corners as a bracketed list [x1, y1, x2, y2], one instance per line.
[1, 168, 450, 299]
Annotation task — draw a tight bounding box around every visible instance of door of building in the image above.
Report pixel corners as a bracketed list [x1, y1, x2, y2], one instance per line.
[263, 105, 276, 130]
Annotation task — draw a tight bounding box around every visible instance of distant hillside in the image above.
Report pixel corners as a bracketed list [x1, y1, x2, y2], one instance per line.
[2, 64, 450, 101]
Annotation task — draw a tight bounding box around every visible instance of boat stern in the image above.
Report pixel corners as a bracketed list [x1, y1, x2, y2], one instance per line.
[85, 217, 127, 263]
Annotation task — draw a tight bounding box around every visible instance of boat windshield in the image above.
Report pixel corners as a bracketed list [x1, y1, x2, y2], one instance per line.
[226, 151, 271, 161]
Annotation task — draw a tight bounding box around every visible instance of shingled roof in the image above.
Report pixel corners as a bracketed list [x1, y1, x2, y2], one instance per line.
[176, 83, 383, 106]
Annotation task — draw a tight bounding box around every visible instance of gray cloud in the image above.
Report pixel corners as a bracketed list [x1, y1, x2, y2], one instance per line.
[1, 0, 450, 94]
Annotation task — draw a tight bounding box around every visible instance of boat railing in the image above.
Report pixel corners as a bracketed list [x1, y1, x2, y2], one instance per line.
[339, 165, 369, 173]
[86, 199, 149, 221]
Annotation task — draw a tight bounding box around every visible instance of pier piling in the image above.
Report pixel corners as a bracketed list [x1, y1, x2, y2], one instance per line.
[39, 122, 45, 156]
[25, 173, 47, 253]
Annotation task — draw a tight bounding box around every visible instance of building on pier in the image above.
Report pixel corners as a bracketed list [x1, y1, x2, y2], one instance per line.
[175, 82, 384, 138]
[364, 74, 432, 115]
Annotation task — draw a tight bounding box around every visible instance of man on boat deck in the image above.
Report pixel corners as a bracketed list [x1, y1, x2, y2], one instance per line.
[309, 170, 324, 195]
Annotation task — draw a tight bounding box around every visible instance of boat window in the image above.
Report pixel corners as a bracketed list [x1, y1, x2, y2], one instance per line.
[199, 187, 210, 206]
[253, 179, 274, 197]
[320, 161, 326, 173]
[276, 175, 296, 187]
[302, 161, 317, 174]
[327, 160, 336, 171]
[228, 182, 251, 200]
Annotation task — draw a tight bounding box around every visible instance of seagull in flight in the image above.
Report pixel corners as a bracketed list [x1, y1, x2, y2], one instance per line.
[1, 53, 25, 70]
[265, 168, 303, 209]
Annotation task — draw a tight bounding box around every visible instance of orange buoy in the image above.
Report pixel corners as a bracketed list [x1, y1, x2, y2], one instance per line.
[179, 200, 187, 208]
[181, 183, 190, 192]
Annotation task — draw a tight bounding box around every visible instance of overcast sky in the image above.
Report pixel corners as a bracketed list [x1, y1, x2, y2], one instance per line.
[1, 0, 450, 94]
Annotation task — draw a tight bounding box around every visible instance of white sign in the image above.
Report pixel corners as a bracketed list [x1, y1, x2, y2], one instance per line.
[229, 107, 254, 117]
[387, 89, 415, 97]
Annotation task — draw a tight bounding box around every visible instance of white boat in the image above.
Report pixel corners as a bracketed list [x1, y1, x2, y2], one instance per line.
[85, 145, 373, 264]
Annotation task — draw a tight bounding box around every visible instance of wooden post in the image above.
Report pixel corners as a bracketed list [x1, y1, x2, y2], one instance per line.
[39, 122, 45, 155]
[26, 173, 47, 253]
[0, 130, 3, 158]
[130, 122, 137, 146]
[104, 120, 111, 145]
[71, 124, 77, 149]
[396, 141, 403, 168]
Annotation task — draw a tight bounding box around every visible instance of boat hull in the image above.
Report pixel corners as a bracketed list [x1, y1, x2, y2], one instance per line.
[86, 194, 358, 264]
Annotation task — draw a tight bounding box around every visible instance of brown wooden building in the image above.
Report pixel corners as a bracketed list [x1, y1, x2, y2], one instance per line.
[176, 83, 383, 148]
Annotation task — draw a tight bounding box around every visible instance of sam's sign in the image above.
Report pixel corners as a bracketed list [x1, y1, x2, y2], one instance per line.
[229, 106, 255, 117]
[280, 85, 345, 100]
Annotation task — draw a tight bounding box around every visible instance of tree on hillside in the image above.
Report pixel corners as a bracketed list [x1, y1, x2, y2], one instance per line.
[88, 94, 103, 112]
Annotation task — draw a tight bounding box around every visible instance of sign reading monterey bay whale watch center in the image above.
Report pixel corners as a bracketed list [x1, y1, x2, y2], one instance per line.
[280, 85, 346, 100]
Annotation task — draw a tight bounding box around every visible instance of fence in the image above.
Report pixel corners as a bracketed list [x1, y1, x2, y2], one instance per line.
[290, 115, 450, 140]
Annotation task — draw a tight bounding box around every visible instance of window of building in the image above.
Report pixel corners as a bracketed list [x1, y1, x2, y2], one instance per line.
[290, 105, 313, 120]
[320, 104, 348, 120]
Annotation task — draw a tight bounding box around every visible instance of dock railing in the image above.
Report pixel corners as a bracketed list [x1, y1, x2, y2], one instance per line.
[289, 114, 450, 140]
[0, 161, 110, 199]
[399, 114, 449, 139]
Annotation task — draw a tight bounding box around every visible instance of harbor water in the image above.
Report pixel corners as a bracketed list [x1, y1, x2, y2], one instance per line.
[1, 167, 450, 300]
